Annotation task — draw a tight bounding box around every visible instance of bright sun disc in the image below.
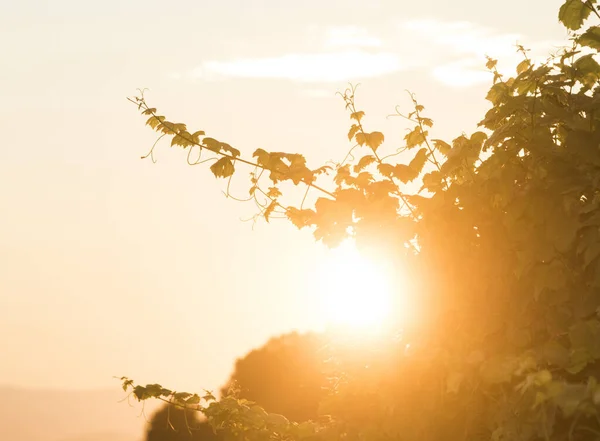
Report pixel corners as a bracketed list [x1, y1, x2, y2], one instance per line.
[317, 240, 392, 332]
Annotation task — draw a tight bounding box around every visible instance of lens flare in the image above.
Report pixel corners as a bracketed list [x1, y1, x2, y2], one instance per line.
[317, 240, 394, 333]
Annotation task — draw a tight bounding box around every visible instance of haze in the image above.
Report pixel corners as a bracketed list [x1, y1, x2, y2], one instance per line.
[0, 0, 567, 438]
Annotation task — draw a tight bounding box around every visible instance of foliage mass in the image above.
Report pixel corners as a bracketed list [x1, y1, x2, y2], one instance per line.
[124, 2, 600, 440]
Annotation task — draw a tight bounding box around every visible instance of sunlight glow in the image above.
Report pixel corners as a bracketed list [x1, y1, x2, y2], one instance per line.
[317, 241, 393, 333]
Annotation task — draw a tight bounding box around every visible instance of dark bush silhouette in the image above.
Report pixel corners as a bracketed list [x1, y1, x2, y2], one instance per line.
[220, 331, 328, 422]
[145, 331, 327, 440]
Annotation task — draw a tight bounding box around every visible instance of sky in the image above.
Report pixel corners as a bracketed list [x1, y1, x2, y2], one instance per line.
[0, 0, 569, 396]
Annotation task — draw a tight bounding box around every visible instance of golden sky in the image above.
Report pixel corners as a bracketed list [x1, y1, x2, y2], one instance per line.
[0, 0, 567, 394]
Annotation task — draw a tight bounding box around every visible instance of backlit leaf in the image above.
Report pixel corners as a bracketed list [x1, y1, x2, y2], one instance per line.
[204, 137, 221, 152]
[408, 148, 428, 176]
[486, 57, 498, 70]
[146, 115, 165, 129]
[220, 142, 241, 158]
[391, 164, 415, 183]
[558, 0, 591, 30]
[432, 139, 452, 156]
[486, 82, 510, 104]
[350, 111, 365, 122]
[253, 148, 270, 166]
[579, 26, 600, 50]
[422, 170, 443, 192]
[348, 124, 360, 141]
[405, 127, 427, 148]
[516, 59, 531, 75]
[287, 207, 316, 229]
[267, 187, 282, 198]
[264, 200, 277, 222]
[190, 130, 205, 144]
[356, 131, 385, 151]
[210, 157, 235, 178]
[377, 163, 394, 178]
[419, 117, 434, 128]
[171, 131, 194, 148]
[354, 155, 376, 172]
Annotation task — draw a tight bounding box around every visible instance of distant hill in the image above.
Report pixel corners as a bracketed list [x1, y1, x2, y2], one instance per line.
[0, 386, 159, 441]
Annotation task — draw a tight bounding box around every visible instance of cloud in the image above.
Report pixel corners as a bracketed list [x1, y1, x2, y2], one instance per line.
[399, 19, 563, 87]
[401, 19, 522, 58]
[194, 51, 406, 83]
[181, 25, 397, 84]
[299, 88, 335, 98]
[173, 19, 563, 89]
[323, 26, 383, 49]
[431, 59, 491, 87]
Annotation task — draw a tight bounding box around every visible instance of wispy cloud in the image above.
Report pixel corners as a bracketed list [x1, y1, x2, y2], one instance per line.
[431, 59, 491, 87]
[192, 51, 406, 83]
[323, 26, 383, 49]
[180, 25, 398, 84]
[172, 20, 562, 89]
[299, 88, 336, 98]
[401, 19, 522, 58]
[399, 19, 562, 87]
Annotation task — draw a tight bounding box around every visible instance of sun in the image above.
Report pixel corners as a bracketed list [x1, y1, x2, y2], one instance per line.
[316, 240, 395, 333]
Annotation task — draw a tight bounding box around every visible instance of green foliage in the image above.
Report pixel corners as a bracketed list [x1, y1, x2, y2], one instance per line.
[559, 0, 596, 30]
[125, 2, 600, 441]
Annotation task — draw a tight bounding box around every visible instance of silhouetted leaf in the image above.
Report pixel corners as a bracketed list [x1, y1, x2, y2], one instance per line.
[517, 59, 531, 75]
[171, 131, 194, 148]
[210, 157, 235, 178]
[405, 127, 427, 148]
[220, 142, 241, 158]
[287, 207, 316, 229]
[267, 187, 282, 198]
[264, 200, 277, 222]
[356, 131, 384, 151]
[419, 117, 434, 128]
[580, 26, 600, 49]
[355, 155, 376, 172]
[348, 124, 360, 141]
[146, 115, 165, 129]
[408, 148, 428, 176]
[432, 139, 452, 157]
[350, 111, 365, 122]
[559, 0, 591, 30]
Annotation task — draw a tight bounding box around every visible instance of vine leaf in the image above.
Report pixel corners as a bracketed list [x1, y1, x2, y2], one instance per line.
[408, 148, 428, 176]
[356, 131, 385, 151]
[348, 124, 360, 141]
[146, 115, 165, 129]
[354, 155, 376, 172]
[210, 157, 235, 178]
[432, 139, 452, 157]
[264, 200, 277, 222]
[350, 111, 365, 122]
[558, 0, 592, 30]
[516, 59, 531, 75]
[580, 26, 600, 49]
[405, 127, 427, 149]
